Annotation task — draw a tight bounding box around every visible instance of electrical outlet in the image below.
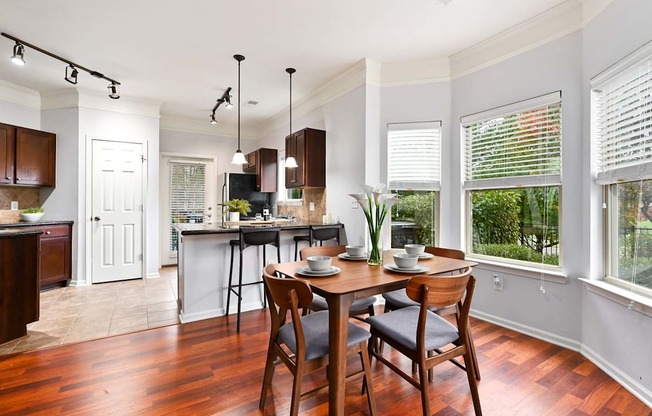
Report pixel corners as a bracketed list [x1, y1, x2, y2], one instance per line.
[351, 201, 359, 209]
[309, 202, 315, 211]
[493, 274, 504, 291]
[10, 201, 18, 210]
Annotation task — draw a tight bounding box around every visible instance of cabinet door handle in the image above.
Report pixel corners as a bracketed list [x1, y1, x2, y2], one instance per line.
[6, 176, 11, 179]
[45, 231, 51, 235]
[16, 178, 21, 180]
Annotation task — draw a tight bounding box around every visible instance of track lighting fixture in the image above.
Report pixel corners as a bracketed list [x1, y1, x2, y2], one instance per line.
[231, 54, 247, 165]
[107, 82, 120, 99]
[65, 65, 78, 84]
[284, 68, 298, 169]
[209, 87, 232, 124]
[2, 32, 121, 99]
[10, 42, 24, 66]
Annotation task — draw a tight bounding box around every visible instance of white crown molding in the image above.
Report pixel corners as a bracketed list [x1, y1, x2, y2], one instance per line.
[581, 0, 616, 27]
[41, 87, 161, 118]
[160, 115, 258, 140]
[0, 80, 40, 109]
[380, 57, 451, 86]
[450, 0, 583, 79]
[258, 58, 368, 138]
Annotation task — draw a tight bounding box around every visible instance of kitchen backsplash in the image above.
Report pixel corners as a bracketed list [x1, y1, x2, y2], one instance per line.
[0, 187, 40, 223]
[277, 188, 327, 223]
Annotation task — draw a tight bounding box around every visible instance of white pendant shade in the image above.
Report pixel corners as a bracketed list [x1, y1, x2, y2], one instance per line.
[231, 150, 247, 165]
[285, 156, 298, 168]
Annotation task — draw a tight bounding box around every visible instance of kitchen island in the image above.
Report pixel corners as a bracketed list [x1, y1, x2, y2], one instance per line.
[174, 221, 345, 323]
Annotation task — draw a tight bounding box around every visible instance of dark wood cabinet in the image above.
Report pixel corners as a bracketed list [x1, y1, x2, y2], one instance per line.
[11, 223, 72, 289]
[39, 225, 72, 287]
[285, 128, 325, 188]
[243, 148, 278, 192]
[0, 231, 40, 344]
[0, 123, 56, 187]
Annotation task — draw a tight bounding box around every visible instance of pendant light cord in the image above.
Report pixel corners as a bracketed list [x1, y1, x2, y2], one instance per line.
[234, 54, 245, 152]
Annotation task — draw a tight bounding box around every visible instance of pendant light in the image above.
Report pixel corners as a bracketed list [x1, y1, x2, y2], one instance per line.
[231, 54, 247, 165]
[284, 67, 298, 169]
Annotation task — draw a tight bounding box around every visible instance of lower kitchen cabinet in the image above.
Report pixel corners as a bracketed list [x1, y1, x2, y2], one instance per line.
[39, 225, 72, 288]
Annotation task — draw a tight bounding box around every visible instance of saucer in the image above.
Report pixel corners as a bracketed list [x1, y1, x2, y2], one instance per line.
[383, 264, 430, 274]
[337, 253, 367, 261]
[417, 252, 434, 259]
[295, 265, 341, 277]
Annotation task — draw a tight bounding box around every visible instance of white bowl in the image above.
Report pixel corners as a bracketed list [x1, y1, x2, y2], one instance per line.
[404, 244, 425, 255]
[307, 256, 332, 271]
[345, 245, 365, 257]
[20, 212, 44, 222]
[393, 252, 419, 269]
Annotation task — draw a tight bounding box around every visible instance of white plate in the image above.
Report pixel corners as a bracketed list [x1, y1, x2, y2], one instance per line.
[295, 265, 341, 277]
[337, 253, 367, 261]
[383, 264, 430, 274]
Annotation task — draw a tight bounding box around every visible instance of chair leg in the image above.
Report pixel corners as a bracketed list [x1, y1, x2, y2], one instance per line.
[259, 344, 277, 410]
[359, 341, 378, 416]
[468, 321, 481, 381]
[294, 240, 298, 261]
[417, 359, 431, 416]
[261, 246, 267, 309]
[226, 245, 235, 316]
[290, 361, 304, 416]
[236, 250, 243, 333]
[463, 349, 483, 415]
[378, 303, 391, 355]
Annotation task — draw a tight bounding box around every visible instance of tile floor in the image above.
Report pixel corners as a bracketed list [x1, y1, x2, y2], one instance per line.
[0, 266, 179, 355]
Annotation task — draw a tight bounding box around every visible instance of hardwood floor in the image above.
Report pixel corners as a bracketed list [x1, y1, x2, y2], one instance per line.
[0, 309, 649, 415]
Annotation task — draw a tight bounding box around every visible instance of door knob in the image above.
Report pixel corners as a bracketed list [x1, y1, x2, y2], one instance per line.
[93, 216, 101, 221]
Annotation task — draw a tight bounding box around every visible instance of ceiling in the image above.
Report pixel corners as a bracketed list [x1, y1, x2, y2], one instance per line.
[0, 0, 569, 134]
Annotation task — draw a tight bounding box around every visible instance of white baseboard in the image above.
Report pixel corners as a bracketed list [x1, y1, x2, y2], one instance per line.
[179, 308, 222, 323]
[472, 309, 652, 408]
[147, 272, 161, 279]
[581, 344, 652, 408]
[471, 309, 581, 351]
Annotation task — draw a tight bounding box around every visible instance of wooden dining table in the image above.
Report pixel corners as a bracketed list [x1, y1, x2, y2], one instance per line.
[273, 251, 477, 416]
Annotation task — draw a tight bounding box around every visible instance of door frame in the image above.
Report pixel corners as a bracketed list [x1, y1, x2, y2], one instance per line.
[85, 136, 148, 285]
[159, 152, 218, 266]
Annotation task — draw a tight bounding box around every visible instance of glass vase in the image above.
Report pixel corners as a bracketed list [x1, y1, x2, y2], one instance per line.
[367, 222, 384, 266]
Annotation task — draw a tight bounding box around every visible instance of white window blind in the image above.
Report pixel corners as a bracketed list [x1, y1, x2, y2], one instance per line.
[462, 91, 562, 189]
[169, 161, 206, 252]
[593, 43, 652, 184]
[387, 121, 441, 191]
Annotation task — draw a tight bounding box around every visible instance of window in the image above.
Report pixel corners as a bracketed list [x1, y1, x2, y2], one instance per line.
[462, 92, 562, 266]
[169, 161, 207, 254]
[387, 121, 441, 248]
[593, 41, 652, 295]
[277, 150, 303, 206]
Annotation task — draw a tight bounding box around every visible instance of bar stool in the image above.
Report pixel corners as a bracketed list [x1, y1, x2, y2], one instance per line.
[227, 226, 281, 333]
[293, 224, 341, 260]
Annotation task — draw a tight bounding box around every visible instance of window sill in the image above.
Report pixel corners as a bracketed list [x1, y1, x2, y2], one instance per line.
[467, 255, 568, 284]
[580, 278, 652, 318]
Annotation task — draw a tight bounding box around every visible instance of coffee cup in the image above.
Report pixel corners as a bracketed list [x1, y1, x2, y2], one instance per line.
[345, 245, 365, 257]
[307, 256, 332, 271]
[404, 244, 425, 255]
[393, 252, 419, 269]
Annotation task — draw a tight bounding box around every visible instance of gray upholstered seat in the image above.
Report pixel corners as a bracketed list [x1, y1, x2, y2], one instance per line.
[279, 310, 371, 361]
[382, 290, 444, 312]
[366, 306, 458, 352]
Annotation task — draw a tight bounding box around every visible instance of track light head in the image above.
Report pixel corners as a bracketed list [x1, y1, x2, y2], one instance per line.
[107, 82, 120, 99]
[210, 113, 217, 124]
[65, 65, 78, 84]
[10, 42, 25, 66]
[225, 99, 233, 109]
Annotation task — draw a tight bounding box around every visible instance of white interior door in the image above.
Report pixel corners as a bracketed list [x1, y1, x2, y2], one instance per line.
[92, 140, 144, 283]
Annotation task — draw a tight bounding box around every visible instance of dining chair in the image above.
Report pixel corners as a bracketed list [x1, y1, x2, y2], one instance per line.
[299, 245, 376, 320]
[367, 269, 482, 416]
[380, 246, 481, 381]
[259, 264, 377, 416]
[293, 224, 341, 260]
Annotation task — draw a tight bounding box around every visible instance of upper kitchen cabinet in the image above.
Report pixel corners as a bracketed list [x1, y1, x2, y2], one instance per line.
[285, 128, 325, 189]
[0, 123, 56, 187]
[242, 148, 277, 192]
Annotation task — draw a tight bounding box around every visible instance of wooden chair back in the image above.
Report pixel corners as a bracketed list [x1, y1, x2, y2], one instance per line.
[299, 244, 346, 260]
[425, 246, 465, 260]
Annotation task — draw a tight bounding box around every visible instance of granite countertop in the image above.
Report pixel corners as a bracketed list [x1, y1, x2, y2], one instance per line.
[174, 221, 342, 235]
[0, 228, 44, 238]
[0, 220, 74, 228]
